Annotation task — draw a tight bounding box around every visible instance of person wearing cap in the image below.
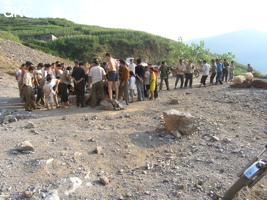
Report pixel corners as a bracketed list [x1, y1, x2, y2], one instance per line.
[184, 60, 194, 88]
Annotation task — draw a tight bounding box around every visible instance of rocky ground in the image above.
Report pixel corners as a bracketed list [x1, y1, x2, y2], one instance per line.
[0, 69, 266, 200]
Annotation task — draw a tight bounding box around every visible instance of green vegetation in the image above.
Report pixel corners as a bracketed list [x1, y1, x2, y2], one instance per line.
[0, 14, 264, 76]
[0, 30, 21, 43]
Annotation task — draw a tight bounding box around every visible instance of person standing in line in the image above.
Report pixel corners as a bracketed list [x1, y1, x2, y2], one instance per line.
[149, 67, 156, 100]
[128, 71, 136, 103]
[15, 64, 25, 102]
[144, 66, 150, 100]
[210, 59, 217, 85]
[184, 60, 194, 88]
[228, 61, 235, 82]
[21, 66, 37, 111]
[128, 59, 136, 74]
[35, 63, 45, 106]
[175, 59, 186, 89]
[159, 61, 170, 91]
[215, 59, 223, 85]
[88, 58, 106, 107]
[59, 66, 72, 109]
[21, 61, 33, 86]
[150, 64, 159, 99]
[200, 60, 211, 87]
[247, 64, 253, 73]
[105, 52, 119, 101]
[222, 59, 229, 82]
[118, 59, 130, 105]
[72, 61, 86, 107]
[135, 58, 145, 101]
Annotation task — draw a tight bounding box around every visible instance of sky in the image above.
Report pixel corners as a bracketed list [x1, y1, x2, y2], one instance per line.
[1, 0, 267, 41]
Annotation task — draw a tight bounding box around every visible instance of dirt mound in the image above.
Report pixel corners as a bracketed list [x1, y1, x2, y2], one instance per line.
[0, 40, 71, 70]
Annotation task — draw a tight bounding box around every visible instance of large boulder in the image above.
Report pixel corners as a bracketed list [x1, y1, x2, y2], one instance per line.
[100, 100, 114, 110]
[242, 72, 254, 81]
[230, 80, 252, 88]
[163, 109, 197, 135]
[252, 80, 267, 89]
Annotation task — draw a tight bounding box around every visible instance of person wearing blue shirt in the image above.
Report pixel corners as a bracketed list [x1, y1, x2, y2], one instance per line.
[215, 59, 223, 85]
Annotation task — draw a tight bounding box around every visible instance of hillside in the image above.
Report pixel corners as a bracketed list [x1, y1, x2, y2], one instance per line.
[0, 40, 71, 72]
[185, 29, 267, 74]
[0, 14, 264, 76]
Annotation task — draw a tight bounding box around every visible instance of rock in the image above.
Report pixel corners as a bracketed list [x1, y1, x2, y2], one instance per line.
[170, 99, 179, 104]
[210, 135, 219, 141]
[252, 80, 267, 89]
[16, 140, 34, 152]
[94, 146, 103, 154]
[30, 129, 39, 135]
[146, 162, 153, 170]
[124, 113, 130, 118]
[163, 109, 197, 135]
[44, 189, 60, 200]
[242, 72, 254, 80]
[99, 176, 109, 185]
[100, 100, 114, 110]
[26, 121, 36, 129]
[170, 131, 182, 138]
[61, 116, 66, 120]
[63, 177, 82, 196]
[24, 191, 33, 198]
[230, 80, 251, 88]
[177, 185, 185, 190]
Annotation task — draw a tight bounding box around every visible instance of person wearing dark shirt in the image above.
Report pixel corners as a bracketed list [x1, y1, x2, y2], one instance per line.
[135, 58, 145, 101]
[72, 61, 86, 107]
[159, 61, 170, 91]
[222, 59, 229, 82]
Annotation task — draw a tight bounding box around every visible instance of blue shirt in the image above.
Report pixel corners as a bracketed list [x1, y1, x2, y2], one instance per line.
[217, 62, 222, 73]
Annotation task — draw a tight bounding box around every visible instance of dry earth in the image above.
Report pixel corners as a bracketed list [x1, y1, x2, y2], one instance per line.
[0, 69, 266, 200]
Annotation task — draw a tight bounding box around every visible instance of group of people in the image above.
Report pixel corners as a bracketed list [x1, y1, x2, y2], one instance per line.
[15, 54, 254, 111]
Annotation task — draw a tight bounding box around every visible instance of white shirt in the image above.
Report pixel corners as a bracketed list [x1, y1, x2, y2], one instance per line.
[202, 64, 211, 76]
[128, 63, 136, 73]
[144, 71, 150, 85]
[43, 82, 53, 96]
[129, 76, 136, 89]
[23, 72, 33, 87]
[89, 65, 106, 84]
[16, 68, 22, 82]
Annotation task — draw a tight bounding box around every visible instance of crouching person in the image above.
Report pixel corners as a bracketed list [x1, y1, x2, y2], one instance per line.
[88, 58, 106, 107]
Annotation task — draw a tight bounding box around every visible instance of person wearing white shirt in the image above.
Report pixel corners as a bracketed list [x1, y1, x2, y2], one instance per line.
[128, 59, 136, 74]
[200, 60, 211, 87]
[15, 64, 25, 102]
[88, 58, 106, 107]
[21, 66, 37, 111]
